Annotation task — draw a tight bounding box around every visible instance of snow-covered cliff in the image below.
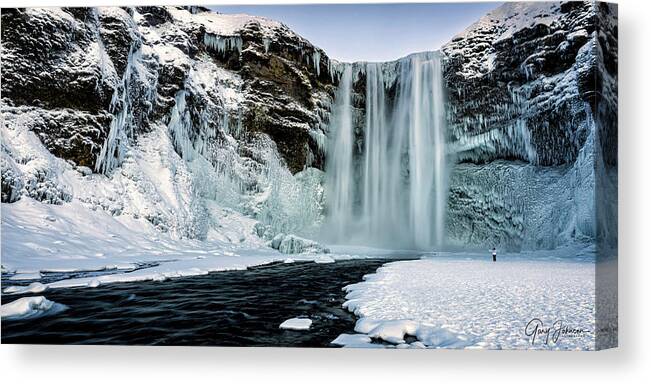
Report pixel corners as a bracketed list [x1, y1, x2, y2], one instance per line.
[1, 6, 337, 244]
[441, 1, 617, 251]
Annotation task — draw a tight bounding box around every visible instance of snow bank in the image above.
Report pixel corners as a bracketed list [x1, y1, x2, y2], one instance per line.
[1, 195, 390, 294]
[341, 255, 596, 350]
[1, 296, 68, 320]
[279, 317, 312, 330]
[167, 7, 290, 40]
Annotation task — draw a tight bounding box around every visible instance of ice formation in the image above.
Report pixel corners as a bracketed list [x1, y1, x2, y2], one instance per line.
[270, 233, 330, 254]
[96, 42, 158, 175]
[1, 296, 68, 320]
[279, 317, 312, 330]
[203, 33, 243, 56]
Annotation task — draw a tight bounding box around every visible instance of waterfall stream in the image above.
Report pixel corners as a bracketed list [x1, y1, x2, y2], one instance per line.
[325, 52, 448, 250]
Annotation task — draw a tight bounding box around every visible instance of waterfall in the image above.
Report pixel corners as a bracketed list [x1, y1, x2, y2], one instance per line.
[325, 65, 355, 242]
[325, 52, 448, 250]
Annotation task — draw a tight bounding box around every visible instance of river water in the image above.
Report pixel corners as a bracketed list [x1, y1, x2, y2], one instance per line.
[2, 259, 398, 347]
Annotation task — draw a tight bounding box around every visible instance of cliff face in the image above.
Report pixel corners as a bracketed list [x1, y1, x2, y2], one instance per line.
[440, 1, 617, 250]
[1, 6, 336, 174]
[1, 6, 334, 239]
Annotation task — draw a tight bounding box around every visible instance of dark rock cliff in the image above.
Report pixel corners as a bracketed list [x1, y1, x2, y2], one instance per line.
[1, 6, 335, 178]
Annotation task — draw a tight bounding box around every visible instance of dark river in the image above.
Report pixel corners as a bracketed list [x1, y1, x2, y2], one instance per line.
[1, 258, 395, 347]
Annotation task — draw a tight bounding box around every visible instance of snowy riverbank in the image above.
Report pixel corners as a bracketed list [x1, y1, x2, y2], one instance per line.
[1, 197, 400, 294]
[336, 250, 598, 350]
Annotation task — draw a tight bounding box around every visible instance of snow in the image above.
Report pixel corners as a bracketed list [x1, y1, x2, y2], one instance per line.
[7, 272, 42, 281]
[314, 255, 335, 264]
[1, 296, 68, 320]
[152, 44, 191, 69]
[279, 317, 312, 331]
[331, 333, 375, 348]
[0, 195, 396, 294]
[485, 2, 560, 43]
[442, 2, 564, 80]
[448, 2, 559, 50]
[340, 252, 596, 350]
[4, 282, 47, 294]
[166, 7, 294, 41]
[0, 196, 308, 292]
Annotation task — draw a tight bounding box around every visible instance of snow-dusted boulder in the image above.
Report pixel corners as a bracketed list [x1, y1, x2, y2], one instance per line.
[269, 233, 329, 254]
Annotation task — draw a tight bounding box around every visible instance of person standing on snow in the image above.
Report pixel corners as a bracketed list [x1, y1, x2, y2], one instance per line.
[491, 247, 497, 262]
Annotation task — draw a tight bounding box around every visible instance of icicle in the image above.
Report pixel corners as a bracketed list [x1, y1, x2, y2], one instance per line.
[95, 45, 145, 174]
[309, 130, 327, 155]
[167, 89, 195, 161]
[328, 60, 338, 83]
[312, 50, 321, 76]
[262, 37, 271, 53]
[204, 33, 243, 56]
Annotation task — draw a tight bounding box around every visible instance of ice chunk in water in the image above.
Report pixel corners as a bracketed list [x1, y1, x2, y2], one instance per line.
[279, 317, 312, 330]
[1, 296, 68, 320]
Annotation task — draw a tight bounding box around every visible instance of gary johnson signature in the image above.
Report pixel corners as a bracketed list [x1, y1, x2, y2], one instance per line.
[524, 318, 589, 346]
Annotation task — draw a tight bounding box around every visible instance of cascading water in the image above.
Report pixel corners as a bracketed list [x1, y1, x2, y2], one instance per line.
[325, 65, 355, 242]
[324, 52, 449, 250]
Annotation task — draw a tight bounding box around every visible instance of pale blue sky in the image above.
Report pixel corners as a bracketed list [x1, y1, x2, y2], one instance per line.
[211, 2, 501, 62]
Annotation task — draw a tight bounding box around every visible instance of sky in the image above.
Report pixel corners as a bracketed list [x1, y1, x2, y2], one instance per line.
[210, 2, 501, 62]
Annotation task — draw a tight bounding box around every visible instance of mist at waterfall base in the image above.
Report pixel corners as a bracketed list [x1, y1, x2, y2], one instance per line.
[323, 52, 449, 251]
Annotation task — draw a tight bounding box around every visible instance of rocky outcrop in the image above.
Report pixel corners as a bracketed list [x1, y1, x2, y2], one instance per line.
[1, 6, 336, 178]
[1, 8, 117, 168]
[442, 1, 598, 165]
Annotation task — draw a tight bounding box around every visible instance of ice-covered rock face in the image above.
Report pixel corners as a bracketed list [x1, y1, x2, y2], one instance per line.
[439, 1, 617, 250]
[0, 6, 337, 174]
[1, 6, 333, 238]
[443, 1, 598, 165]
